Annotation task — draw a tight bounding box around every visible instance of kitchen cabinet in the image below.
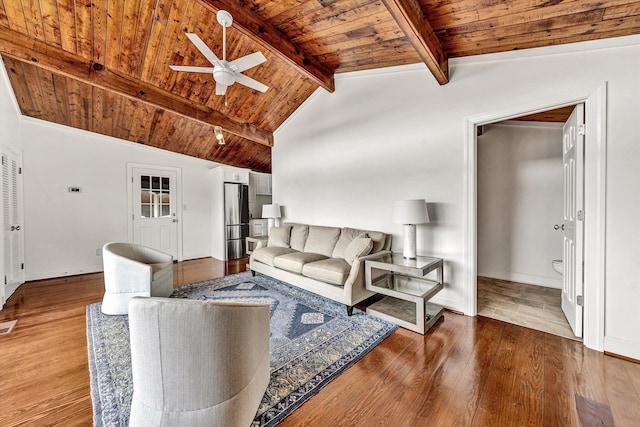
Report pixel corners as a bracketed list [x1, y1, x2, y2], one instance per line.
[222, 167, 249, 184]
[250, 172, 271, 196]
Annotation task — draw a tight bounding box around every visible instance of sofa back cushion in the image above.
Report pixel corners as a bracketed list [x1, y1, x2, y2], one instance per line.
[343, 236, 373, 265]
[288, 224, 309, 251]
[268, 225, 292, 248]
[367, 231, 389, 253]
[303, 226, 341, 257]
[331, 227, 366, 259]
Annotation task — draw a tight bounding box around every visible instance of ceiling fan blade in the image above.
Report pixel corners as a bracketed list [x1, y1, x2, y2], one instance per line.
[216, 84, 228, 96]
[229, 52, 267, 73]
[234, 73, 269, 93]
[169, 66, 215, 73]
[185, 33, 221, 66]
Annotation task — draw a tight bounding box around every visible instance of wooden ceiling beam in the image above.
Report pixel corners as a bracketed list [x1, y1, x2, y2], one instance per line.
[382, 0, 449, 85]
[0, 26, 273, 146]
[199, 0, 335, 93]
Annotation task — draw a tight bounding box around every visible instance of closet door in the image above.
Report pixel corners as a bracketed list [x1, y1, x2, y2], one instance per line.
[2, 147, 25, 305]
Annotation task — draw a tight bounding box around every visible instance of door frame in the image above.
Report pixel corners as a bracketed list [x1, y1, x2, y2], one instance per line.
[127, 163, 183, 261]
[463, 83, 607, 351]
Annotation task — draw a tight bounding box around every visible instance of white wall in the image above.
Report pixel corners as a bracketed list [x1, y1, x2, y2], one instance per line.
[0, 61, 219, 281]
[477, 121, 563, 288]
[0, 61, 21, 150]
[273, 36, 640, 359]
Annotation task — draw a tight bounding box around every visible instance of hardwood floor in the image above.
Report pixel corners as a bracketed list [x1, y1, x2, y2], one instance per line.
[1, 259, 639, 426]
[477, 276, 579, 341]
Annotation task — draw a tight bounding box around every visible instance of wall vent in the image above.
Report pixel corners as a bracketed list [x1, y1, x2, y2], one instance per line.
[0, 320, 17, 335]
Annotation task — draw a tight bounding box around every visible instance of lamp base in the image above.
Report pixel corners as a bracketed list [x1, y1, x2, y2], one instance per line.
[267, 218, 275, 236]
[403, 224, 417, 259]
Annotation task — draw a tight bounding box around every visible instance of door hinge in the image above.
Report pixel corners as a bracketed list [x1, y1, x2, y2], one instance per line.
[577, 210, 584, 221]
[577, 124, 586, 136]
[132, 213, 135, 220]
[577, 295, 583, 306]
[21, 263, 24, 270]
[4, 275, 6, 285]
[18, 167, 22, 174]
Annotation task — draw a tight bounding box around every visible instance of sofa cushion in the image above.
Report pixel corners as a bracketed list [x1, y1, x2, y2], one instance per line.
[367, 231, 387, 253]
[343, 237, 373, 265]
[302, 258, 351, 286]
[289, 224, 309, 252]
[252, 247, 297, 266]
[273, 252, 328, 274]
[268, 225, 292, 248]
[331, 228, 367, 259]
[303, 226, 341, 257]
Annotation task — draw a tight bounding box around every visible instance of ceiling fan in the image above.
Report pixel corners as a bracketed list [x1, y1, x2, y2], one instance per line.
[170, 10, 269, 96]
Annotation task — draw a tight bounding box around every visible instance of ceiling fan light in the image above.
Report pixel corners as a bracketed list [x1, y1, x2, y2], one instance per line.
[213, 67, 235, 86]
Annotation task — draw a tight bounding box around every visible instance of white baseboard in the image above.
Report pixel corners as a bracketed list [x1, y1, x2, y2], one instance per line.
[430, 294, 465, 314]
[478, 270, 562, 289]
[604, 336, 640, 361]
[26, 265, 103, 282]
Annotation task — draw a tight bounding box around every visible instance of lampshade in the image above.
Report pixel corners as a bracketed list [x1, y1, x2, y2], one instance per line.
[262, 203, 281, 219]
[392, 199, 429, 224]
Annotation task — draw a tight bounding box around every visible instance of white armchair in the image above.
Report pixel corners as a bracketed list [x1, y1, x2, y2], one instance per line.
[128, 297, 271, 427]
[101, 242, 174, 315]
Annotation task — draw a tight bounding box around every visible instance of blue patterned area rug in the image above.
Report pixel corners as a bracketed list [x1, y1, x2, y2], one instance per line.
[87, 272, 397, 427]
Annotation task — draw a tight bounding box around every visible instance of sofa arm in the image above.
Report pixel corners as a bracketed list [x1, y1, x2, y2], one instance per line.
[342, 250, 392, 297]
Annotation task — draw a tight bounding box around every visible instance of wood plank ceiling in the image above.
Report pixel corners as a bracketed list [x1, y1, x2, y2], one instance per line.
[1, 0, 639, 172]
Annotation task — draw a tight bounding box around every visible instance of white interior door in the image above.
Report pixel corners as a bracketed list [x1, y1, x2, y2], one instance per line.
[131, 167, 179, 258]
[562, 104, 585, 337]
[2, 147, 25, 305]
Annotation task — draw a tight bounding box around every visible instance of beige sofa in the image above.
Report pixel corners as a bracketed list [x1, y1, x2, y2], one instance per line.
[249, 223, 391, 315]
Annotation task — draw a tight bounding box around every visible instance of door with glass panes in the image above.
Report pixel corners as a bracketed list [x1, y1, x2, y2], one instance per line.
[132, 168, 178, 258]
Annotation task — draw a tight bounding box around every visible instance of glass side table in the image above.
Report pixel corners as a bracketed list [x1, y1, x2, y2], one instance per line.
[365, 254, 444, 334]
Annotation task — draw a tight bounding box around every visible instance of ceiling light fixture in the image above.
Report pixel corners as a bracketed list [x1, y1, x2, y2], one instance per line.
[214, 126, 225, 145]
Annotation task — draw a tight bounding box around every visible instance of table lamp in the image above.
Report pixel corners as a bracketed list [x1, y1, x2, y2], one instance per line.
[262, 203, 281, 235]
[392, 199, 429, 259]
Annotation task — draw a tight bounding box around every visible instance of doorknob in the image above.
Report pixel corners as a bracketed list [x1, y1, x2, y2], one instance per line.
[172, 219, 178, 223]
[553, 224, 565, 230]
[10, 225, 20, 231]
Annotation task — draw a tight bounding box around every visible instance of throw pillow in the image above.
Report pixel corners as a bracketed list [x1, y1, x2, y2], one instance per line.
[268, 225, 292, 248]
[343, 236, 373, 265]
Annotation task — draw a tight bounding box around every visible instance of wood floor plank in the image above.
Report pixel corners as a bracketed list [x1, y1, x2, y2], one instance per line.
[472, 324, 545, 425]
[542, 334, 582, 426]
[0, 259, 638, 426]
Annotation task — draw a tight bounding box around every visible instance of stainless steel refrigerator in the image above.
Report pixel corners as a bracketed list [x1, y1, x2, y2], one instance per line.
[224, 183, 250, 259]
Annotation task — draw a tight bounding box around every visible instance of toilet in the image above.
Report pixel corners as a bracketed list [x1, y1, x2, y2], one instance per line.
[552, 260, 563, 275]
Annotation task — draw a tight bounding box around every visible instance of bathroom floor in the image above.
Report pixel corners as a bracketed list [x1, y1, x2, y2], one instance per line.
[477, 276, 581, 341]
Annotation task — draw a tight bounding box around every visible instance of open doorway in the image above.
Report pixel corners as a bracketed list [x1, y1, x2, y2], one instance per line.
[475, 111, 581, 340]
[463, 83, 607, 352]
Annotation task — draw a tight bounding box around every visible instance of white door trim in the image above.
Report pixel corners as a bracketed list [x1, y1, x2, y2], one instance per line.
[463, 83, 607, 352]
[127, 163, 183, 261]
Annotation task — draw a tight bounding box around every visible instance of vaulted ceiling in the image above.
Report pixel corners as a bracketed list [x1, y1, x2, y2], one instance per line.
[1, 0, 639, 172]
